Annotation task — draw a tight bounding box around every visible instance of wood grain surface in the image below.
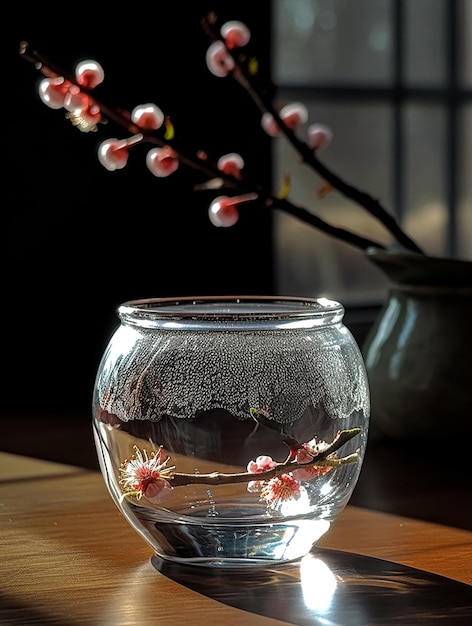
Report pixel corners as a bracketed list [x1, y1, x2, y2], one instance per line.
[1, 452, 471, 625]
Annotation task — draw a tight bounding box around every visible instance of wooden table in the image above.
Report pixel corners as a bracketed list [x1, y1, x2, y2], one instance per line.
[1, 451, 471, 625]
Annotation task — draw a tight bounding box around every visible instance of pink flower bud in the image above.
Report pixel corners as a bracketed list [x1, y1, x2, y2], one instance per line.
[75, 60, 104, 89]
[220, 20, 251, 49]
[97, 134, 142, 171]
[279, 102, 309, 130]
[208, 196, 240, 227]
[131, 103, 164, 131]
[307, 123, 333, 150]
[98, 138, 130, 171]
[146, 146, 179, 177]
[206, 41, 235, 77]
[217, 152, 245, 178]
[261, 112, 282, 137]
[63, 87, 91, 113]
[208, 193, 258, 227]
[38, 77, 72, 109]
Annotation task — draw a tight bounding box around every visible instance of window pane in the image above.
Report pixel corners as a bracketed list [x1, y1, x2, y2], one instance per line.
[458, 105, 472, 257]
[272, 0, 471, 306]
[273, 0, 392, 85]
[461, 0, 472, 87]
[404, 0, 446, 86]
[273, 102, 393, 304]
[402, 105, 448, 256]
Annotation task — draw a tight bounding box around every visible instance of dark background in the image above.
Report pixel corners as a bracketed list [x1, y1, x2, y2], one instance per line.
[4, 2, 275, 417]
[5, 4, 471, 535]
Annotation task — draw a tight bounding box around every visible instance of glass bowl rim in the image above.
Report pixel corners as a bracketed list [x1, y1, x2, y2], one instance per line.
[117, 295, 345, 330]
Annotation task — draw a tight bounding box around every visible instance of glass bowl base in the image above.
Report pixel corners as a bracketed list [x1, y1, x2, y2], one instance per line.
[130, 502, 331, 567]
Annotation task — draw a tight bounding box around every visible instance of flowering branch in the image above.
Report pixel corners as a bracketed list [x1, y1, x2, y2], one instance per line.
[18, 11, 425, 256]
[18, 42, 241, 184]
[200, 16, 423, 255]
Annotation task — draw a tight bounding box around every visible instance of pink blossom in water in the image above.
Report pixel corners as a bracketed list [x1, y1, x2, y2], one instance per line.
[247, 454, 277, 474]
[246, 454, 277, 494]
[261, 473, 301, 510]
[292, 439, 335, 481]
[120, 446, 174, 503]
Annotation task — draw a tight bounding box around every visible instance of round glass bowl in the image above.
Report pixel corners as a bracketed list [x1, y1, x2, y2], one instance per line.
[92, 296, 370, 567]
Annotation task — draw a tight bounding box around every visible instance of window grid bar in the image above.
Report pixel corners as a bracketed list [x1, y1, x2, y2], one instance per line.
[393, 0, 404, 223]
[445, 0, 459, 254]
[277, 0, 469, 257]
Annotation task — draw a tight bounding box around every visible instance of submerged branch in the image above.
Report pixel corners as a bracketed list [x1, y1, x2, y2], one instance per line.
[170, 452, 360, 487]
[170, 427, 361, 487]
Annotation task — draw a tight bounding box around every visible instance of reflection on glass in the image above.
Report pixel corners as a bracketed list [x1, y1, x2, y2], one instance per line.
[273, 0, 391, 84]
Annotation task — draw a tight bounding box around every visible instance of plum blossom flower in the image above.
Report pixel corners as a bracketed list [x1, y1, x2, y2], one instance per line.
[246, 454, 277, 492]
[292, 460, 334, 482]
[292, 438, 336, 481]
[63, 88, 101, 129]
[119, 445, 174, 504]
[299, 436, 331, 458]
[247, 454, 277, 474]
[260, 473, 301, 510]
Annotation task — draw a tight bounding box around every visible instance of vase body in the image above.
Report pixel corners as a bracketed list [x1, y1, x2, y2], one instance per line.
[92, 296, 369, 567]
[363, 249, 472, 441]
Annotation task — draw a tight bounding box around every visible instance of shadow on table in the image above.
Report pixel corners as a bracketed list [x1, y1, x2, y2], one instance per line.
[152, 548, 472, 626]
